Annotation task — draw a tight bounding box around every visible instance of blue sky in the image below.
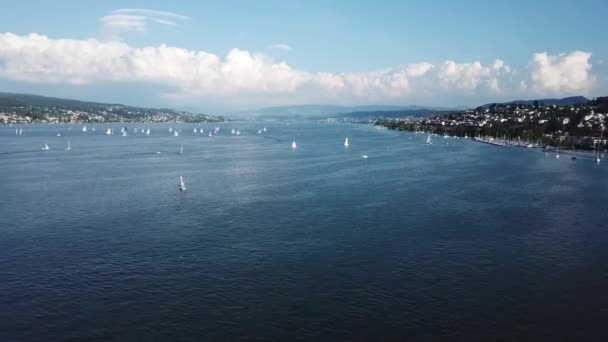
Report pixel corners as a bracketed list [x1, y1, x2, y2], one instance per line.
[0, 0, 606, 111]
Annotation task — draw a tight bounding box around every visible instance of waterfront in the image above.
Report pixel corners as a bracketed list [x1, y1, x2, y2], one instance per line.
[1, 122, 607, 341]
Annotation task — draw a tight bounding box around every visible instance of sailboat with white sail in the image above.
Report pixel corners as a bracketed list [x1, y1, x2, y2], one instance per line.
[179, 176, 186, 191]
[292, 140, 297, 149]
[427, 135, 432, 145]
[19, 128, 23, 136]
[57, 130, 62, 137]
[236, 130, 240, 136]
[65, 140, 71, 151]
[82, 125, 87, 132]
[344, 137, 349, 148]
[174, 130, 179, 137]
[231, 128, 236, 135]
[146, 128, 150, 136]
[179, 144, 183, 155]
[106, 128, 112, 135]
[41, 143, 50, 151]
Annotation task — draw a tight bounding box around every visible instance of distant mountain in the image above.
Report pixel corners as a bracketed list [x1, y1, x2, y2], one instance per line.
[246, 104, 452, 119]
[0, 92, 223, 123]
[484, 96, 590, 107]
[335, 109, 453, 120]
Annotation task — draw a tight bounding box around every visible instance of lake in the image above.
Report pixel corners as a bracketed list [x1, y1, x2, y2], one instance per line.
[1, 122, 607, 341]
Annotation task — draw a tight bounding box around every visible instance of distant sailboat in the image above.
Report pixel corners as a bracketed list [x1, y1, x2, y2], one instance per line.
[41, 143, 50, 151]
[208, 131, 213, 137]
[106, 128, 112, 135]
[82, 125, 87, 132]
[231, 128, 236, 135]
[146, 128, 151, 136]
[122, 127, 128, 136]
[57, 130, 62, 137]
[169, 127, 173, 133]
[19, 128, 23, 136]
[179, 176, 186, 191]
[236, 130, 240, 136]
[263, 127, 267, 132]
[258, 129, 262, 134]
[15, 128, 18, 135]
[65, 140, 71, 151]
[174, 130, 179, 137]
[193, 128, 198, 133]
[427, 135, 432, 145]
[291, 140, 297, 149]
[179, 144, 183, 155]
[344, 137, 349, 148]
[596, 144, 601, 164]
[362, 155, 368, 159]
[199, 128, 204, 134]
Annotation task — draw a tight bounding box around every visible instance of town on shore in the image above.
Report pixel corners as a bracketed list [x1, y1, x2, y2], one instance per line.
[0, 93, 224, 124]
[374, 97, 608, 151]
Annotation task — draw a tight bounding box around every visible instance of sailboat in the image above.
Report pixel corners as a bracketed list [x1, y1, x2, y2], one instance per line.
[169, 127, 173, 133]
[291, 140, 297, 149]
[146, 128, 151, 136]
[427, 135, 432, 145]
[263, 127, 267, 132]
[122, 127, 128, 136]
[344, 137, 349, 148]
[106, 128, 112, 135]
[258, 129, 262, 134]
[199, 128, 204, 134]
[193, 128, 198, 133]
[174, 130, 179, 137]
[15, 128, 18, 136]
[57, 130, 62, 137]
[231, 128, 236, 135]
[41, 143, 50, 151]
[236, 130, 240, 136]
[65, 140, 71, 151]
[179, 144, 183, 155]
[82, 125, 87, 132]
[208, 131, 213, 137]
[179, 176, 186, 191]
[596, 144, 601, 164]
[19, 128, 23, 136]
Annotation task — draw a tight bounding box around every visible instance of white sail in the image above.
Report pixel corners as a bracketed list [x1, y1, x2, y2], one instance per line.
[258, 129, 262, 134]
[344, 137, 349, 147]
[174, 130, 179, 137]
[179, 176, 186, 191]
[15, 128, 18, 135]
[263, 127, 267, 132]
[291, 140, 297, 149]
[193, 128, 197, 133]
[231, 128, 236, 135]
[82, 126, 87, 132]
[19, 128, 23, 136]
[236, 130, 240, 136]
[146, 128, 150, 135]
[106, 128, 112, 135]
[169, 127, 173, 133]
[199, 128, 204, 134]
[208, 131, 213, 137]
[66, 140, 71, 151]
[179, 144, 183, 155]
[42, 143, 49, 150]
[426, 135, 432, 145]
[57, 131, 62, 137]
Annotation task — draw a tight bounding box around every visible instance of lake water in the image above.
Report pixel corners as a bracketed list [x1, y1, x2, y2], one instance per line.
[1, 122, 607, 341]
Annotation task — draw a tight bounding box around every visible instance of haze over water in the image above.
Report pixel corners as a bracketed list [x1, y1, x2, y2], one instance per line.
[1, 122, 607, 340]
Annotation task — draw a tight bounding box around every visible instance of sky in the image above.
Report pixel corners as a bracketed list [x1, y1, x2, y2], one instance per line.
[0, 0, 606, 112]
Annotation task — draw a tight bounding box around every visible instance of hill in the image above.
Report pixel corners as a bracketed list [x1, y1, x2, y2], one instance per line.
[483, 96, 590, 107]
[246, 104, 452, 119]
[0, 92, 224, 123]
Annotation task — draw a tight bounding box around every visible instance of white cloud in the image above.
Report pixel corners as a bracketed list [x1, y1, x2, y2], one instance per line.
[0, 32, 599, 107]
[529, 51, 594, 94]
[100, 9, 189, 38]
[268, 43, 292, 51]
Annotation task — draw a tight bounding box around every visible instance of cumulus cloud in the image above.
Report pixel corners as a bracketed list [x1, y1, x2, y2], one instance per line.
[268, 43, 292, 51]
[529, 51, 594, 94]
[100, 8, 189, 38]
[2, 32, 597, 106]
